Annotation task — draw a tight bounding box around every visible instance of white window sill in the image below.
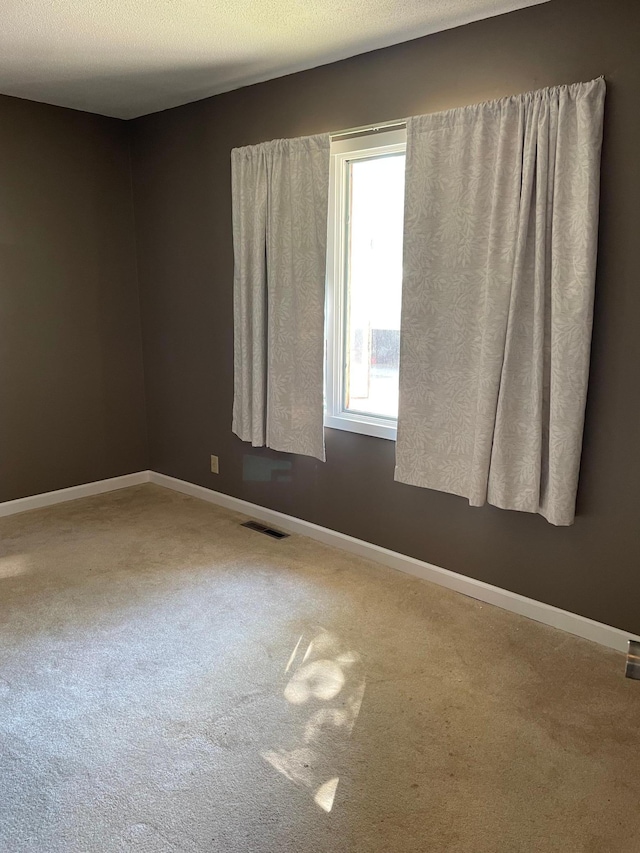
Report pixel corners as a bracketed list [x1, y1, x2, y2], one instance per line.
[324, 413, 397, 441]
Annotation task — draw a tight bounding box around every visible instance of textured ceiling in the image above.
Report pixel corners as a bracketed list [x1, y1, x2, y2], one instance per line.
[1, 0, 548, 119]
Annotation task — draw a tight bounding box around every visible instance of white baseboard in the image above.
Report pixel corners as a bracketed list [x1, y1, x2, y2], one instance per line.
[0, 471, 151, 518]
[1, 469, 636, 653]
[149, 471, 640, 654]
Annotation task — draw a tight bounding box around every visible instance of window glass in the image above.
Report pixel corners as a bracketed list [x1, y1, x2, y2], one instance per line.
[344, 153, 405, 420]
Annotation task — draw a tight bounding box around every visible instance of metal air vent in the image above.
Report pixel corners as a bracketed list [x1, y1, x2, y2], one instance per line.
[625, 640, 640, 680]
[241, 520, 289, 539]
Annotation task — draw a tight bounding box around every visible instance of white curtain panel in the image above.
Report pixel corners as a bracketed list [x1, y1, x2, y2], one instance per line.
[231, 145, 268, 448]
[395, 78, 606, 525]
[232, 134, 330, 461]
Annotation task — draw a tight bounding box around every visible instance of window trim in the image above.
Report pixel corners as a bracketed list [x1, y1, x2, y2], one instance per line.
[325, 128, 407, 441]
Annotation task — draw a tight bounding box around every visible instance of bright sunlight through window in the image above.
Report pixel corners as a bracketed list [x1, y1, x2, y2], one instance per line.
[325, 128, 406, 440]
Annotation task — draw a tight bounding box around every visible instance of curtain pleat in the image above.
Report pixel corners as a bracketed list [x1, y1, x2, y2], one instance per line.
[395, 78, 605, 525]
[231, 147, 268, 447]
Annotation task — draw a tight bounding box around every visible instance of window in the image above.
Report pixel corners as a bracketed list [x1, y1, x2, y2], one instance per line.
[325, 128, 406, 441]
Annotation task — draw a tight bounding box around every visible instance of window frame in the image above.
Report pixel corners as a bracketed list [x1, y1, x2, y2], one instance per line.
[325, 128, 407, 441]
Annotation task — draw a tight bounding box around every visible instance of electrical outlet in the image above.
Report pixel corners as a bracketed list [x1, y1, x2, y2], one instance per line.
[210, 455, 219, 474]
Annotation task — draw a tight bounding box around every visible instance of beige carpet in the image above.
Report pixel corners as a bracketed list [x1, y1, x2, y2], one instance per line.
[1, 484, 638, 852]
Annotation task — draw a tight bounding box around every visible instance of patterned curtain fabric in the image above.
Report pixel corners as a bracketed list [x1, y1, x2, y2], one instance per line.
[395, 78, 606, 525]
[231, 134, 330, 461]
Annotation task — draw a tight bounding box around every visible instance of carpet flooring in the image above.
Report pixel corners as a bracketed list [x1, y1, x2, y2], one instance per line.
[0, 484, 638, 852]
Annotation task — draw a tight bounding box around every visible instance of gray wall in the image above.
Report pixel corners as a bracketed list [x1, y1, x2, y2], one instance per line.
[0, 95, 148, 500]
[130, 0, 640, 633]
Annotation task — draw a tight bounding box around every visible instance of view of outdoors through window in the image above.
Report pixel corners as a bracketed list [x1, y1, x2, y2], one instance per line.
[344, 153, 405, 420]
